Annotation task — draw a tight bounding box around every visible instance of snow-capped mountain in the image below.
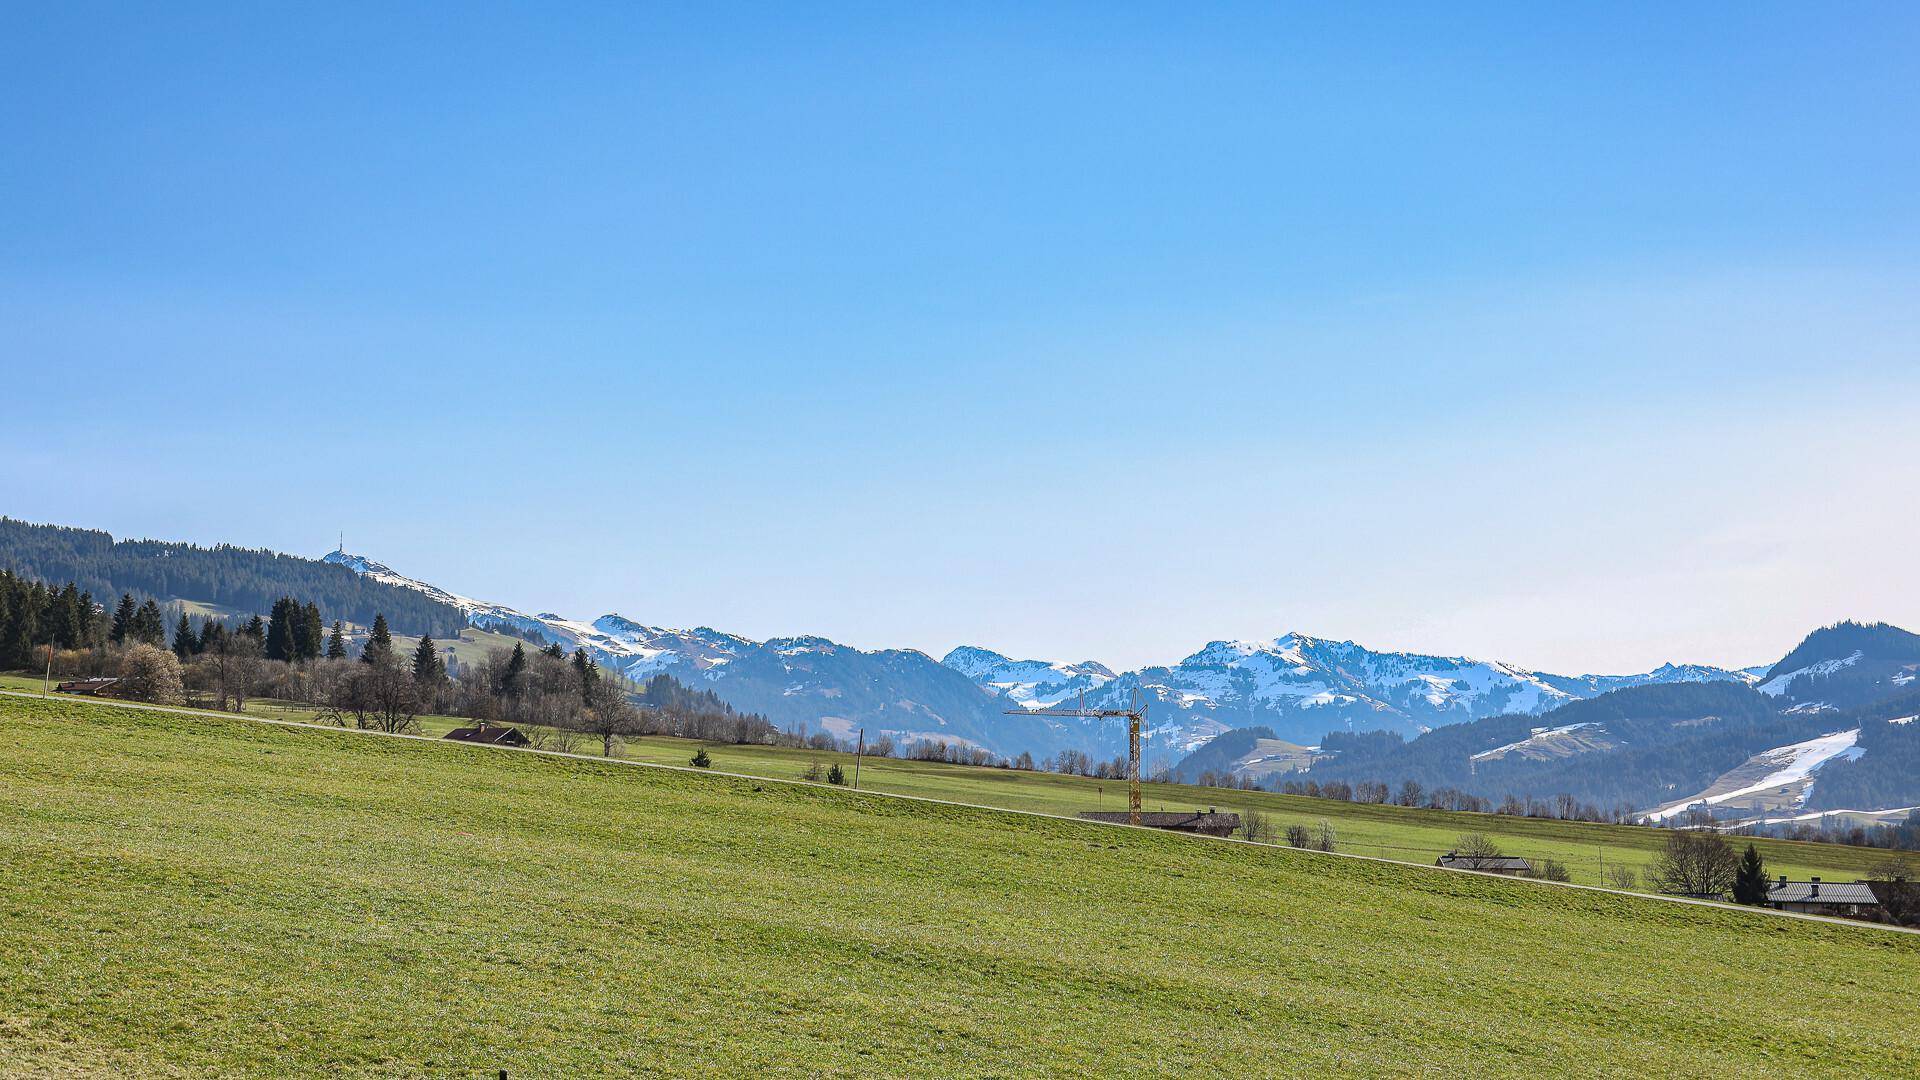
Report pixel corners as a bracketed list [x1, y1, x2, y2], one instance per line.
[323, 549, 1086, 757]
[945, 632, 1762, 751]
[940, 647, 1115, 710]
[1752, 622, 1920, 711]
[1550, 662, 1770, 698]
[323, 550, 750, 676]
[329, 546, 1847, 770]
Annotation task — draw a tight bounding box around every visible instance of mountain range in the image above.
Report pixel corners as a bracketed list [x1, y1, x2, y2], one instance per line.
[324, 547, 1805, 762]
[1192, 623, 1920, 823]
[7, 516, 1913, 820]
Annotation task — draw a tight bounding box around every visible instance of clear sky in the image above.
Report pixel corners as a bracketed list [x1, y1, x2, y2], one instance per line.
[4, 3, 1918, 675]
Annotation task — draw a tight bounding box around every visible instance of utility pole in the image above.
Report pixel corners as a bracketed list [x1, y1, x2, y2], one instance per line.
[43, 641, 54, 695]
[1010, 689, 1148, 826]
[854, 727, 864, 790]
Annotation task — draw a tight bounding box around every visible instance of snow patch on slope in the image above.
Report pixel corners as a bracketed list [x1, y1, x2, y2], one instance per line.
[1645, 729, 1864, 821]
[1757, 650, 1864, 698]
[1470, 722, 1601, 762]
[940, 646, 1115, 709]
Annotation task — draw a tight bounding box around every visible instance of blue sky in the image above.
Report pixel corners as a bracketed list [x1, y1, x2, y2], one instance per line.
[3, 3, 1918, 673]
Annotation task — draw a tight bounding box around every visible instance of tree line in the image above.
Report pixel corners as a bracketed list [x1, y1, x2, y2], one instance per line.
[0, 517, 464, 637]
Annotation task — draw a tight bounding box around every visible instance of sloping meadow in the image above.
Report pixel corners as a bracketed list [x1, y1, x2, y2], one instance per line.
[2, 695, 1916, 1077]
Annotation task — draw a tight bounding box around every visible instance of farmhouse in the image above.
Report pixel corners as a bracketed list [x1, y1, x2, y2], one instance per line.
[55, 677, 120, 696]
[443, 722, 532, 748]
[1765, 877, 1883, 921]
[1435, 853, 1535, 875]
[1078, 810, 1241, 837]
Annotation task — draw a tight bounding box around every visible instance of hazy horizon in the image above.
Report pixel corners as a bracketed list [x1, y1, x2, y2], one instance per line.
[5, 5, 1917, 674]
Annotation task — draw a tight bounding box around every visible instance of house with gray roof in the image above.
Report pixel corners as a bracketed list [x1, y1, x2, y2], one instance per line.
[1765, 876, 1883, 921]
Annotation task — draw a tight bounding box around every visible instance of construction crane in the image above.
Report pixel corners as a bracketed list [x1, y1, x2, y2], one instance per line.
[1008, 689, 1148, 826]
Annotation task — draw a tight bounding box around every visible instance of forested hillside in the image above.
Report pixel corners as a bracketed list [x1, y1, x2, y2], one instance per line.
[1166, 725, 1280, 782]
[1804, 692, 1920, 811]
[0, 519, 463, 636]
[1268, 683, 1817, 811]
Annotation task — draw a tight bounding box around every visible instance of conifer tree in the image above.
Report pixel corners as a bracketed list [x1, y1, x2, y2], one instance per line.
[1732, 843, 1769, 905]
[198, 620, 229, 655]
[326, 620, 349, 660]
[572, 647, 599, 702]
[172, 613, 196, 660]
[109, 593, 136, 644]
[412, 635, 445, 687]
[500, 641, 527, 698]
[298, 601, 324, 661]
[362, 614, 393, 665]
[0, 581, 36, 669]
[132, 599, 168, 646]
[240, 613, 265, 641]
[76, 591, 98, 647]
[265, 597, 297, 662]
[46, 583, 83, 649]
[0, 583, 14, 668]
[543, 641, 566, 660]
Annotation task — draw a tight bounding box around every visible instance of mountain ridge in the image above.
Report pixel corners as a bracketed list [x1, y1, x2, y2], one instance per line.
[321, 546, 1795, 761]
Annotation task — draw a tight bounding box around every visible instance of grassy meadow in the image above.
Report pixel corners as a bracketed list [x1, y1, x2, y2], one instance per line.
[1, 669, 1903, 892]
[2, 692, 1917, 1077]
[578, 734, 1908, 888]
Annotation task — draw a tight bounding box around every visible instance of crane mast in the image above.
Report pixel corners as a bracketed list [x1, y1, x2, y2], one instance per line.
[1009, 693, 1147, 826]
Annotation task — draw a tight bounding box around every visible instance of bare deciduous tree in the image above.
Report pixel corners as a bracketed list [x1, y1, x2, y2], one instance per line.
[1648, 830, 1739, 898]
[359, 659, 421, 734]
[581, 675, 639, 757]
[1869, 854, 1920, 926]
[1450, 833, 1507, 870]
[1241, 808, 1273, 844]
[195, 632, 263, 712]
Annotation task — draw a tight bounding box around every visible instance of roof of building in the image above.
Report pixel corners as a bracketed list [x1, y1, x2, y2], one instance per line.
[1436, 854, 1535, 872]
[1078, 811, 1241, 829]
[443, 724, 530, 746]
[1766, 881, 1880, 906]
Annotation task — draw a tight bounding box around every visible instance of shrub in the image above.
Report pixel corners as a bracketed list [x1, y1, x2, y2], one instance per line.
[826, 763, 846, 785]
[690, 748, 711, 768]
[1313, 821, 1338, 852]
[1604, 865, 1640, 891]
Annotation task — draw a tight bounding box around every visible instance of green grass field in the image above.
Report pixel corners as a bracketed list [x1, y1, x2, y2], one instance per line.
[578, 736, 1907, 888]
[2, 670, 1901, 892]
[2, 693, 1917, 1077]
